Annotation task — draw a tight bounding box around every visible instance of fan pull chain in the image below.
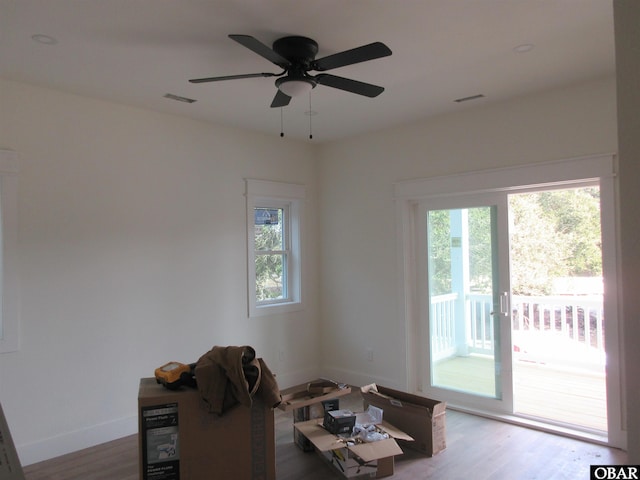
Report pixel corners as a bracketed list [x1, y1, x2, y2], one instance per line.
[308, 93, 313, 140]
[280, 108, 284, 137]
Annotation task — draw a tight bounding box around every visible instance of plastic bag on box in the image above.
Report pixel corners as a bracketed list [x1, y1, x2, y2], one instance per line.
[354, 405, 383, 426]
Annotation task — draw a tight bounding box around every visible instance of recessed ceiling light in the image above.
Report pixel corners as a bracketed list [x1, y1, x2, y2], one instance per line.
[513, 43, 534, 53]
[31, 34, 58, 45]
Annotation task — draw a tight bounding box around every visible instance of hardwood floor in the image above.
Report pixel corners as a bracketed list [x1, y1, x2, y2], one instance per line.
[23, 389, 626, 480]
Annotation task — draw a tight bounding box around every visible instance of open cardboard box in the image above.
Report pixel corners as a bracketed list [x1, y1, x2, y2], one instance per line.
[278, 379, 353, 452]
[278, 379, 352, 412]
[361, 384, 446, 456]
[294, 417, 413, 478]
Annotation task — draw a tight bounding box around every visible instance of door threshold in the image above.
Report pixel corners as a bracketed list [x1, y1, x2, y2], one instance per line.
[447, 403, 609, 446]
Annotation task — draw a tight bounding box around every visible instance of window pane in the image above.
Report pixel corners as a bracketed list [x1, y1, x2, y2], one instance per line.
[427, 207, 500, 398]
[254, 208, 284, 251]
[255, 253, 287, 301]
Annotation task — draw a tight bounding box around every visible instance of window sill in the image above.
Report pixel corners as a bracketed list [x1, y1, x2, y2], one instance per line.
[250, 301, 304, 318]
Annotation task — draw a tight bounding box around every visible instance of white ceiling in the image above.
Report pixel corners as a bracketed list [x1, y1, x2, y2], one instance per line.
[0, 0, 615, 143]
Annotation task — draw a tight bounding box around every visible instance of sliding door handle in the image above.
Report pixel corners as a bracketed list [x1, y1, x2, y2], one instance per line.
[499, 292, 510, 317]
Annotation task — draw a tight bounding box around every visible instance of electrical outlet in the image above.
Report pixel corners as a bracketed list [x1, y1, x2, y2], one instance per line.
[366, 348, 373, 362]
[279, 350, 285, 362]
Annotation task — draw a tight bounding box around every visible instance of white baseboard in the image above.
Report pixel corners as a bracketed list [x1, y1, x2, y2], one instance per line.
[16, 366, 388, 467]
[274, 366, 322, 389]
[319, 366, 405, 391]
[17, 415, 138, 466]
[17, 367, 319, 466]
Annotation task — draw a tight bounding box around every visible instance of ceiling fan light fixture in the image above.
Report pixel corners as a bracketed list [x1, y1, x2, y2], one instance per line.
[190, 34, 391, 111]
[276, 77, 315, 97]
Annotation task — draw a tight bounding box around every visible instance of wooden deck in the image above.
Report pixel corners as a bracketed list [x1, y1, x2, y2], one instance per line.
[514, 359, 607, 431]
[434, 355, 607, 432]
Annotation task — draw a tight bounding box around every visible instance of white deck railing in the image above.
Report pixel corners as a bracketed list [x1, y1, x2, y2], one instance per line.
[431, 293, 605, 366]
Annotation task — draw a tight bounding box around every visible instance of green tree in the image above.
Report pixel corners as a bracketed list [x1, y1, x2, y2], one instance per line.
[427, 210, 452, 296]
[509, 187, 601, 295]
[254, 209, 285, 301]
[509, 194, 566, 295]
[537, 188, 601, 275]
[468, 207, 493, 293]
[428, 187, 602, 297]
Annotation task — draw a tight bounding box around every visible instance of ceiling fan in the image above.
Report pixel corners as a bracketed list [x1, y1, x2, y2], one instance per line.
[189, 35, 392, 107]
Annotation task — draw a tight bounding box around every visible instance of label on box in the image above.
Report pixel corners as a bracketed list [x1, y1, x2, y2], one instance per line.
[250, 398, 269, 480]
[141, 403, 180, 480]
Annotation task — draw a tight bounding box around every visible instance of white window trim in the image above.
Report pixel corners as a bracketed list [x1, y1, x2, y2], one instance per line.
[0, 150, 20, 353]
[246, 179, 305, 317]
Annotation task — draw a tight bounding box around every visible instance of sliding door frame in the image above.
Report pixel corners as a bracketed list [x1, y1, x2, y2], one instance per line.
[393, 153, 625, 448]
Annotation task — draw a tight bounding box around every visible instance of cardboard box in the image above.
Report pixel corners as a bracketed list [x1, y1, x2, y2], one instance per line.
[0, 402, 25, 480]
[293, 399, 340, 452]
[279, 379, 352, 452]
[319, 449, 392, 479]
[294, 418, 413, 478]
[361, 384, 446, 456]
[320, 398, 340, 413]
[278, 379, 352, 412]
[138, 378, 275, 480]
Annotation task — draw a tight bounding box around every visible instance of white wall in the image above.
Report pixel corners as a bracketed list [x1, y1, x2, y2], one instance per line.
[614, 0, 640, 463]
[0, 73, 628, 465]
[317, 77, 618, 390]
[0, 79, 321, 465]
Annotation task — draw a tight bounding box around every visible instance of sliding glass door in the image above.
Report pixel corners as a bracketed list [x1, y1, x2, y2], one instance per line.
[417, 185, 610, 434]
[396, 154, 623, 447]
[417, 193, 513, 413]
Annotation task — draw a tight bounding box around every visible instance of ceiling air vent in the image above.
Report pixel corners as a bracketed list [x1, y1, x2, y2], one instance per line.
[454, 94, 485, 103]
[164, 93, 196, 103]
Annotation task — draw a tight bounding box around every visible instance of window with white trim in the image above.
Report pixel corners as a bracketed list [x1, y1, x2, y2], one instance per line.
[246, 179, 305, 317]
[0, 150, 20, 353]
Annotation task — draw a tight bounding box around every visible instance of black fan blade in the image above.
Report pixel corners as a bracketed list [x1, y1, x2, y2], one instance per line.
[189, 72, 279, 83]
[312, 42, 391, 71]
[229, 34, 291, 68]
[315, 74, 384, 97]
[270, 90, 291, 108]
